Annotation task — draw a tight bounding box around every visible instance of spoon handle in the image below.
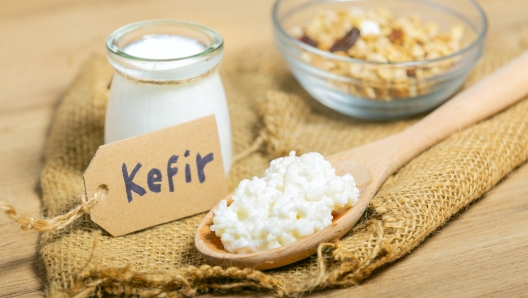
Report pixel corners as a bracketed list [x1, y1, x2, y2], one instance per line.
[408, 52, 528, 143]
[378, 51, 528, 176]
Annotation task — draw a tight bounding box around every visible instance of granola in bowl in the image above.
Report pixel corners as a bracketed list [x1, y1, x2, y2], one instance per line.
[273, 0, 487, 119]
[290, 7, 468, 101]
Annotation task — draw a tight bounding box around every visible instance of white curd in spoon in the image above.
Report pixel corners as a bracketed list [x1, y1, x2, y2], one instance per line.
[210, 151, 359, 254]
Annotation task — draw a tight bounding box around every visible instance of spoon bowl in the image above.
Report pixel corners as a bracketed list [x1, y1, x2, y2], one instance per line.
[195, 158, 375, 270]
[195, 52, 528, 270]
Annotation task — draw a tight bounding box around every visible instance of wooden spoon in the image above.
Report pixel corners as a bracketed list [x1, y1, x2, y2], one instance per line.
[195, 52, 528, 270]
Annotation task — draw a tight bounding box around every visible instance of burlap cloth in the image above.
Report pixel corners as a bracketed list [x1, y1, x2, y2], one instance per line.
[37, 43, 528, 297]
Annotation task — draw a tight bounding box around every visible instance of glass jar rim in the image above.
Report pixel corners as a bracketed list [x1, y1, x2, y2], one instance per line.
[106, 19, 224, 62]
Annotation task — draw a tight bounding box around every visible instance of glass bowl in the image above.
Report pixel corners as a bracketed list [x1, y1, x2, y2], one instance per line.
[272, 0, 488, 120]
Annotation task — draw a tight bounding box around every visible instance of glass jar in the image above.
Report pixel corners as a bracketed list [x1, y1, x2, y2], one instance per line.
[105, 20, 232, 174]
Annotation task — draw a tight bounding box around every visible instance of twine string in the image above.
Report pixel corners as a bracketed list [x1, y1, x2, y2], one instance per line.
[0, 185, 107, 232]
[231, 135, 265, 164]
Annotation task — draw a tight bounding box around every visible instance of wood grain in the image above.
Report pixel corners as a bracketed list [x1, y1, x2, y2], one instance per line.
[1, 0, 527, 297]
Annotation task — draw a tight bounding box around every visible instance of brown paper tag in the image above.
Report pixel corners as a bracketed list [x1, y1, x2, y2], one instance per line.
[83, 115, 228, 236]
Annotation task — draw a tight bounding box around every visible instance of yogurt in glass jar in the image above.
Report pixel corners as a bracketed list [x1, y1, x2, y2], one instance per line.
[105, 20, 232, 174]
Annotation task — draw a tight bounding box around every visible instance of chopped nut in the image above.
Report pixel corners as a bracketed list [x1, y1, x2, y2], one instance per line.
[450, 24, 464, 42]
[364, 86, 376, 99]
[411, 44, 425, 59]
[366, 53, 388, 63]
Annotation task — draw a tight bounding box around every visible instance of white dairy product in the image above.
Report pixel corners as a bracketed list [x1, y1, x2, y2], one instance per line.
[124, 35, 205, 59]
[105, 71, 232, 173]
[360, 20, 381, 36]
[210, 151, 359, 254]
[105, 29, 232, 174]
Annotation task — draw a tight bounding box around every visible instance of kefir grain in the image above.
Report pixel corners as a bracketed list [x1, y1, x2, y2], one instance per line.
[210, 151, 359, 254]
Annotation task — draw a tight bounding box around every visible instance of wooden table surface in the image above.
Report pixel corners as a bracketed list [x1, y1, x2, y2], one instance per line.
[1, 0, 527, 297]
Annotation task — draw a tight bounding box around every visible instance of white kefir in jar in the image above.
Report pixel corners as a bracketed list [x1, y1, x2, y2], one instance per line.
[105, 21, 232, 173]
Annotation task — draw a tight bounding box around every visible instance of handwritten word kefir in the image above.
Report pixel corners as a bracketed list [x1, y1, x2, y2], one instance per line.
[210, 151, 360, 254]
[105, 21, 232, 174]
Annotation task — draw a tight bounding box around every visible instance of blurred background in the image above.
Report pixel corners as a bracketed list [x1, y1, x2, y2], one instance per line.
[0, 0, 527, 296]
